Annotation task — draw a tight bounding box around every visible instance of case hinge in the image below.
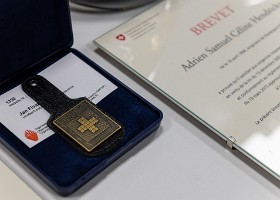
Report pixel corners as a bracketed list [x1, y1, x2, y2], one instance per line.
[226, 136, 236, 149]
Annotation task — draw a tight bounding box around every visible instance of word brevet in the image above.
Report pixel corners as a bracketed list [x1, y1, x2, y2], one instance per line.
[190, 5, 235, 36]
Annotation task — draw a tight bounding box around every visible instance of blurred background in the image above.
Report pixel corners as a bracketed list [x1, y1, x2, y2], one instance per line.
[69, 0, 159, 10]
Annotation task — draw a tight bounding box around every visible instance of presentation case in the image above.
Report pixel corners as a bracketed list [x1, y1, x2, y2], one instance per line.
[0, 0, 162, 196]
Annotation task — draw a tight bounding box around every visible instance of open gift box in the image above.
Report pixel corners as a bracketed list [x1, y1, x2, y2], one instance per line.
[0, 0, 162, 196]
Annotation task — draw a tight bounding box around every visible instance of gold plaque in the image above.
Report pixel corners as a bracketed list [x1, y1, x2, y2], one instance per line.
[53, 100, 121, 152]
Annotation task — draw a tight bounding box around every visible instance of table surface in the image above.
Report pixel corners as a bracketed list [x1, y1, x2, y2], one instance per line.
[1, 2, 280, 200]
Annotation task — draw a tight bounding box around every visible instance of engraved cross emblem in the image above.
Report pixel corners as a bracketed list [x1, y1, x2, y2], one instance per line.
[77, 117, 99, 133]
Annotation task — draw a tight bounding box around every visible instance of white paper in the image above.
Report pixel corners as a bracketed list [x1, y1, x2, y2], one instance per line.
[0, 53, 117, 148]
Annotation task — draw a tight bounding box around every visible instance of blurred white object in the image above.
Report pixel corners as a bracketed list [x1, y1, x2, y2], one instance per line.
[69, 0, 159, 10]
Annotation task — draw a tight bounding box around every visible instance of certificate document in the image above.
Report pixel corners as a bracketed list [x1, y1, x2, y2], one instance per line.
[95, 0, 280, 179]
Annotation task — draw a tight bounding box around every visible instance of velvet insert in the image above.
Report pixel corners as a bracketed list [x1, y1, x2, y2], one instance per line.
[0, 0, 162, 196]
[0, 0, 72, 84]
[0, 50, 162, 196]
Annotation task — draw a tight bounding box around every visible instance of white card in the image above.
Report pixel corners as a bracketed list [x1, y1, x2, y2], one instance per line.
[0, 53, 117, 148]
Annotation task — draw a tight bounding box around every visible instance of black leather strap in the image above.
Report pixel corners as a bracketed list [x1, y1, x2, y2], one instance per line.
[22, 75, 124, 156]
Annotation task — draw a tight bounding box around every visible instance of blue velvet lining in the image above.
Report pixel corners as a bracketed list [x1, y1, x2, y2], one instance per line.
[0, 0, 72, 84]
[0, 50, 162, 194]
[0, 0, 162, 195]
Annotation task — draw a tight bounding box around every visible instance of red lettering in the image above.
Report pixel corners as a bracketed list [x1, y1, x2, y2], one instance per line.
[218, 9, 229, 17]
[189, 5, 235, 36]
[210, 13, 221, 21]
[197, 23, 211, 31]
[204, 18, 217, 26]
[218, 10, 229, 17]
[218, 5, 235, 17]
[224, 5, 235, 13]
[190, 27, 203, 35]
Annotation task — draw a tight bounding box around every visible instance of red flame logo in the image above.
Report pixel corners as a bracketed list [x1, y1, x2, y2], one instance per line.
[116, 34, 126, 41]
[25, 130, 39, 141]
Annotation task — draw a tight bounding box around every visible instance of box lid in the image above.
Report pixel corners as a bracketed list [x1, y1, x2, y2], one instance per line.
[0, 0, 73, 85]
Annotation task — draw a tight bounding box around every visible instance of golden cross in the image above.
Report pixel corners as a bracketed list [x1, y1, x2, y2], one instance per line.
[77, 117, 99, 133]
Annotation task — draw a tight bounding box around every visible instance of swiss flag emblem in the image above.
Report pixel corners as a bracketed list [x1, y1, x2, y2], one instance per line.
[25, 130, 39, 141]
[116, 34, 126, 41]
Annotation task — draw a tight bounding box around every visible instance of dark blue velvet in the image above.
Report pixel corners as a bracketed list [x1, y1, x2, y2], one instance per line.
[0, 49, 162, 195]
[0, 79, 160, 185]
[0, 0, 72, 84]
[0, 0, 162, 196]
